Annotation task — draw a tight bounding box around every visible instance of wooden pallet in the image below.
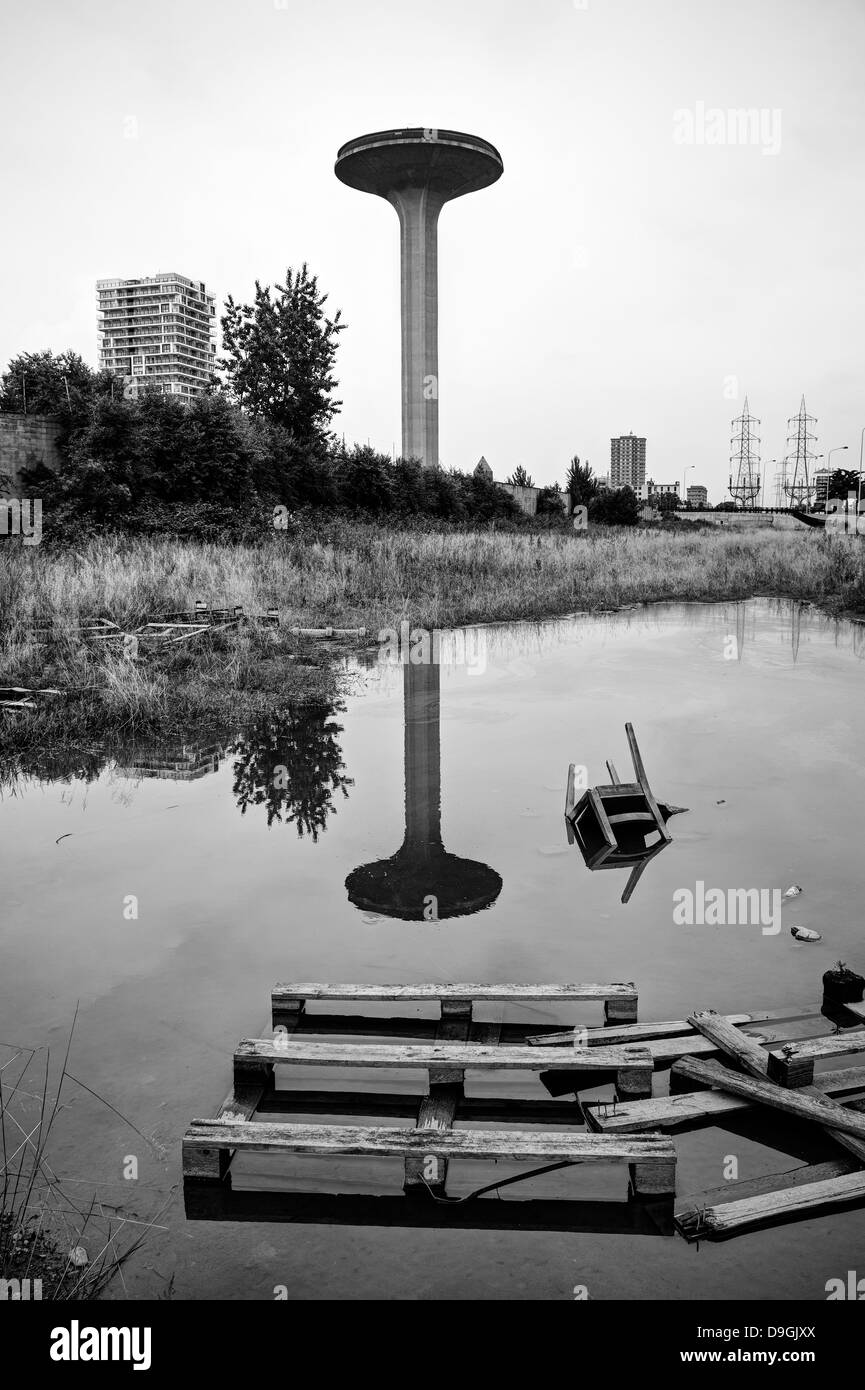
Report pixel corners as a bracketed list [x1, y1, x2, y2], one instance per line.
[183, 980, 676, 1212]
[25, 604, 280, 647]
[234, 1038, 654, 1095]
[0, 685, 67, 713]
[272, 980, 639, 1025]
[183, 1120, 676, 1196]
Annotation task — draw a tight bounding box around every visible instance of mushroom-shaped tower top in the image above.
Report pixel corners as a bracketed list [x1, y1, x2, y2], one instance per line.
[335, 127, 502, 470]
[335, 128, 503, 200]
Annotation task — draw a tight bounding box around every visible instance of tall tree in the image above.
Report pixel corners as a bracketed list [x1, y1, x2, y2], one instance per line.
[829, 468, 861, 499]
[536, 483, 564, 515]
[219, 264, 345, 445]
[0, 350, 113, 417]
[590, 486, 639, 526]
[507, 465, 534, 486]
[565, 455, 598, 509]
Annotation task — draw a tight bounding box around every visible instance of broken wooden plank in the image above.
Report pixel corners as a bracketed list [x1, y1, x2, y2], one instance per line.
[164, 625, 211, 646]
[0, 686, 63, 698]
[688, 1008, 865, 1167]
[766, 1030, 865, 1087]
[586, 1063, 865, 1133]
[645, 1017, 841, 1067]
[687, 1010, 771, 1073]
[527, 1002, 822, 1049]
[289, 626, 366, 638]
[665, 1058, 865, 1140]
[539, 1019, 830, 1072]
[646, 1033, 762, 1064]
[676, 1166, 865, 1239]
[677, 1157, 855, 1228]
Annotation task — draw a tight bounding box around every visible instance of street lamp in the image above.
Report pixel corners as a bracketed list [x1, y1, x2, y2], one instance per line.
[823, 445, 849, 510]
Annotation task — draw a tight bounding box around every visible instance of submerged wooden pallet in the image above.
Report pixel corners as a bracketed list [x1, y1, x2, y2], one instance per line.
[183, 1120, 676, 1196]
[185, 985, 865, 1232]
[183, 980, 676, 1213]
[234, 1038, 654, 1096]
[272, 980, 640, 1025]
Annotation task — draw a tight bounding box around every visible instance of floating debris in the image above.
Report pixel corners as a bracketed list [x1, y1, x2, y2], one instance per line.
[27, 601, 283, 648]
[823, 961, 865, 1005]
[0, 686, 68, 714]
[790, 926, 821, 943]
[565, 722, 688, 904]
[289, 626, 367, 638]
[783, 885, 803, 900]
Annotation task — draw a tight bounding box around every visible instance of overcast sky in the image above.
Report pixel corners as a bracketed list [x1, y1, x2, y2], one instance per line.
[2, 0, 863, 500]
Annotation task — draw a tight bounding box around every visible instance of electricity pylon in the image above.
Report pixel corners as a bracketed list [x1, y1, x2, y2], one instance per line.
[729, 397, 761, 508]
[782, 396, 818, 508]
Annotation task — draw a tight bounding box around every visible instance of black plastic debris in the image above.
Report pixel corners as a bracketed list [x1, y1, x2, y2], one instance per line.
[822, 961, 865, 1005]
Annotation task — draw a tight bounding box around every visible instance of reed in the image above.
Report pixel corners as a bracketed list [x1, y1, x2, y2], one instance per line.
[1, 524, 862, 746]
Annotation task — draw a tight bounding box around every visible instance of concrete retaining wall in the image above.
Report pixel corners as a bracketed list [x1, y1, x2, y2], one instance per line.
[0, 413, 63, 495]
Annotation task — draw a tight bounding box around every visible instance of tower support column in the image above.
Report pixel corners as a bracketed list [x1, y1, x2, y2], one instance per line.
[390, 187, 444, 470]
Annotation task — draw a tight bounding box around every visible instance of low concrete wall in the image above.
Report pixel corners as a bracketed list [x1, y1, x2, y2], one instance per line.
[498, 483, 571, 517]
[500, 482, 539, 516]
[0, 413, 63, 495]
[675, 511, 802, 530]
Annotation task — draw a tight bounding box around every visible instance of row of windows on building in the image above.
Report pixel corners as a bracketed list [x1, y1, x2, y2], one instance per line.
[96, 272, 217, 401]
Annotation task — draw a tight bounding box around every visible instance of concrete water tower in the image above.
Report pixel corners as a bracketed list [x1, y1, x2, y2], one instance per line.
[335, 128, 503, 469]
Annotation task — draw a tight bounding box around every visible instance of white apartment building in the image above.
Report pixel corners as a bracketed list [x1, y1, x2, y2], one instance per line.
[610, 433, 646, 490]
[97, 272, 216, 401]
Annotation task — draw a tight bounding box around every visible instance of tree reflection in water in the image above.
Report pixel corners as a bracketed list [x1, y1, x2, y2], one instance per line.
[228, 701, 353, 840]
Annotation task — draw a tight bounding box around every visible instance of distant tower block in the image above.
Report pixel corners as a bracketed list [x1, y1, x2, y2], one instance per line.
[335, 129, 503, 469]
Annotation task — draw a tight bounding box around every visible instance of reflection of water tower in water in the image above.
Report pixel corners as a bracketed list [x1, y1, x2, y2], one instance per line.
[335, 128, 503, 469]
[345, 656, 502, 920]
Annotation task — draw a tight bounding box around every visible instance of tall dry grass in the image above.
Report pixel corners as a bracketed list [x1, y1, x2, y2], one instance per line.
[1, 523, 863, 745]
[5, 523, 863, 631]
[1, 1031, 163, 1299]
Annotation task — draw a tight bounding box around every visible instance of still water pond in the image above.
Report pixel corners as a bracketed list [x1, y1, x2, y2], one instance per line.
[2, 598, 865, 1299]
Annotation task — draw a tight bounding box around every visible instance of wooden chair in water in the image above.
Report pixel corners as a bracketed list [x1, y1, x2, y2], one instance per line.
[565, 723, 685, 904]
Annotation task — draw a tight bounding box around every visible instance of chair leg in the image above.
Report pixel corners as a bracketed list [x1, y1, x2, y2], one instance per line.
[625, 723, 672, 843]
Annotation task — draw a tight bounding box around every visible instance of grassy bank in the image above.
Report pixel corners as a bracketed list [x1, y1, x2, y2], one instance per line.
[2, 522, 864, 761]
